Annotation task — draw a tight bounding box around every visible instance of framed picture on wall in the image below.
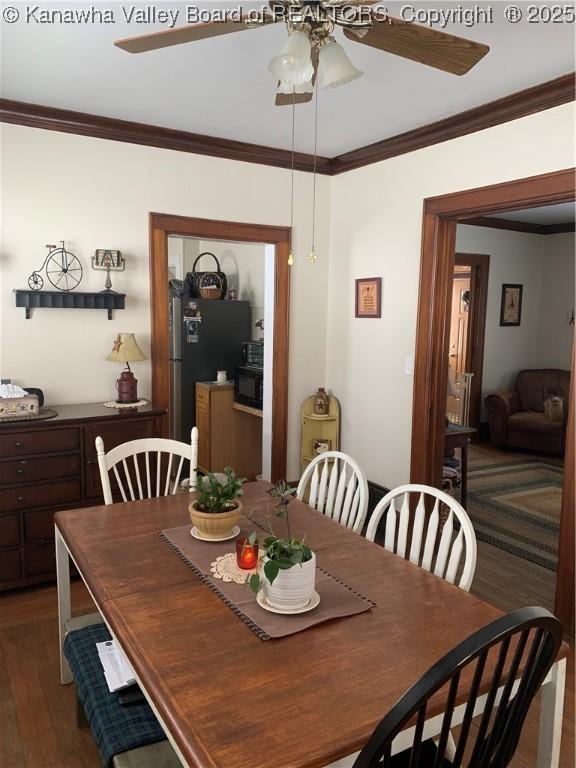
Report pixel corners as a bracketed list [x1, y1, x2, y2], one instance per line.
[500, 283, 523, 326]
[355, 277, 381, 318]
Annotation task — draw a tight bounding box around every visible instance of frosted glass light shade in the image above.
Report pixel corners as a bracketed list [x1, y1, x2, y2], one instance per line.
[277, 77, 314, 95]
[269, 30, 314, 89]
[318, 40, 363, 89]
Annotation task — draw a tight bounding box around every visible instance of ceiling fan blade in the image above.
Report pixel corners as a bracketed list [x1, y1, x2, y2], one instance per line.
[115, 13, 276, 53]
[344, 16, 489, 75]
[275, 48, 318, 106]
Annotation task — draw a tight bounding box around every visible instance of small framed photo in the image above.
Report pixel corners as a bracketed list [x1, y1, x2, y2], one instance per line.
[312, 438, 331, 455]
[355, 277, 381, 318]
[500, 284, 523, 326]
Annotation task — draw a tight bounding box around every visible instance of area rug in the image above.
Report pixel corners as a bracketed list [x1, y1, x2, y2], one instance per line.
[467, 460, 563, 571]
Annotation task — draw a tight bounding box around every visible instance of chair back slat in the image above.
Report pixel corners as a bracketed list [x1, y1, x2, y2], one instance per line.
[421, 498, 439, 572]
[112, 465, 128, 503]
[133, 455, 144, 500]
[408, 494, 426, 566]
[172, 456, 185, 495]
[121, 458, 136, 502]
[366, 484, 477, 592]
[163, 453, 174, 496]
[445, 528, 464, 585]
[434, 510, 454, 580]
[396, 493, 410, 558]
[317, 459, 330, 513]
[309, 464, 320, 508]
[297, 451, 368, 533]
[325, 461, 340, 518]
[145, 451, 152, 499]
[384, 498, 397, 551]
[352, 608, 562, 768]
[96, 430, 198, 506]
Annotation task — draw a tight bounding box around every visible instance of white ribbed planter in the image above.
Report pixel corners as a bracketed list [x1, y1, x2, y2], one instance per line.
[263, 552, 316, 610]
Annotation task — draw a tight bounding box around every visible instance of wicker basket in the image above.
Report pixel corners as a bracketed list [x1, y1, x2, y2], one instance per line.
[199, 284, 221, 300]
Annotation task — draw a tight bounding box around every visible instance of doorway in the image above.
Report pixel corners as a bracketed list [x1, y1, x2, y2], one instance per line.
[149, 214, 291, 482]
[410, 168, 575, 633]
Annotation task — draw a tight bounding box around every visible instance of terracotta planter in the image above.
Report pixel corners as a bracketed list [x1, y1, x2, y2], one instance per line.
[263, 551, 316, 610]
[189, 499, 242, 539]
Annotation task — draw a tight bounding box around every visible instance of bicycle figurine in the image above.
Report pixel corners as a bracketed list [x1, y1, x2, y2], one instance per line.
[28, 241, 83, 292]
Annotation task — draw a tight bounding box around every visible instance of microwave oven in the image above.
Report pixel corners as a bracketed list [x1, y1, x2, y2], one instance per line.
[234, 366, 264, 409]
[242, 341, 264, 369]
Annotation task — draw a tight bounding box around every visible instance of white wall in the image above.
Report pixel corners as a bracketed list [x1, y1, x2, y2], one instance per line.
[536, 233, 575, 368]
[326, 103, 575, 489]
[0, 123, 331, 480]
[455, 226, 574, 418]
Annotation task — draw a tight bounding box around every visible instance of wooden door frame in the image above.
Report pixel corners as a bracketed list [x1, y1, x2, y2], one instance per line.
[149, 213, 291, 481]
[454, 252, 490, 431]
[411, 168, 575, 629]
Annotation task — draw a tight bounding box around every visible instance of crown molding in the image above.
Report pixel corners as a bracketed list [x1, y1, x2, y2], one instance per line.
[330, 72, 576, 175]
[0, 98, 332, 175]
[1, 72, 574, 176]
[460, 215, 575, 235]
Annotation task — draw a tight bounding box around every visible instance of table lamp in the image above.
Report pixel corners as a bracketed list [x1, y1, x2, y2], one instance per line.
[107, 333, 147, 404]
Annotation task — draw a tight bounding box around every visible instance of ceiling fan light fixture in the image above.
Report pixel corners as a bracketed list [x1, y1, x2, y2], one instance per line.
[268, 30, 314, 87]
[277, 76, 314, 95]
[318, 39, 363, 89]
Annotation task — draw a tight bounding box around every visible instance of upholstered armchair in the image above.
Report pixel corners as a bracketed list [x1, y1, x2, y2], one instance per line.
[485, 369, 570, 454]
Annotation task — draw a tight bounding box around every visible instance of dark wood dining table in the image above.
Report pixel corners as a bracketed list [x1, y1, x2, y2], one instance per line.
[55, 482, 567, 768]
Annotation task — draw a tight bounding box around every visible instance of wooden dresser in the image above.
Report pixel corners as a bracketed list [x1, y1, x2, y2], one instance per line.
[0, 403, 165, 591]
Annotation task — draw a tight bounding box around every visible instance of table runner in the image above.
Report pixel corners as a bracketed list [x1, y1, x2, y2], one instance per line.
[160, 521, 375, 640]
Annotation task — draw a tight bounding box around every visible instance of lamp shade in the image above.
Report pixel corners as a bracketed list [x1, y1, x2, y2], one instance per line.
[269, 30, 314, 91]
[106, 333, 147, 364]
[318, 40, 363, 89]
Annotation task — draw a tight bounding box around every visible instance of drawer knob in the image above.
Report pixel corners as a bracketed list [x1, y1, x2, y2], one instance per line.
[15, 441, 23, 448]
[17, 495, 25, 502]
[16, 469, 24, 475]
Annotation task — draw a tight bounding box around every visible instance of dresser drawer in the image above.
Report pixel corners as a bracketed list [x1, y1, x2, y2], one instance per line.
[0, 479, 81, 512]
[0, 515, 20, 548]
[0, 454, 81, 486]
[0, 549, 21, 583]
[196, 386, 210, 406]
[24, 510, 58, 544]
[0, 428, 80, 458]
[23, 543, 55, 579]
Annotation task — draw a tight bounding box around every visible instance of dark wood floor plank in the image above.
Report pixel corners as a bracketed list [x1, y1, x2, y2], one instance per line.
[0, 634, 26, 768]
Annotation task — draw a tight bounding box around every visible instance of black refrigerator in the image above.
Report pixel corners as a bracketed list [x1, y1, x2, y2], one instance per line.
[169, 297, 251, 442]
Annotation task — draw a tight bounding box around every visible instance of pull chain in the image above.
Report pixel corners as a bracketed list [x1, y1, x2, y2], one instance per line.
[309, 80, 319, 263]
[287, 91, 296, 267]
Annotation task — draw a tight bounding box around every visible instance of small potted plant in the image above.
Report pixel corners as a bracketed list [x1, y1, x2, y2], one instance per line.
[189, 467, 246, 539]
[247, 481, 316, 610]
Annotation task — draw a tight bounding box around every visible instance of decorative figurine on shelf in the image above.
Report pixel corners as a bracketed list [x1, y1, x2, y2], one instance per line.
[313, 387, 329, 416]
[28, 242, 83, 292]
[106, 333, 147, 404]
[92, 249, 125, 292]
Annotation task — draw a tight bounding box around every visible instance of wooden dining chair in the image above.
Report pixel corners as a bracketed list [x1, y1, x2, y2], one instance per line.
[96, 426, 199, 505]
[297, 451, 368, 533]
[351, 606, 563, 768]
[365, 484, 477, 591]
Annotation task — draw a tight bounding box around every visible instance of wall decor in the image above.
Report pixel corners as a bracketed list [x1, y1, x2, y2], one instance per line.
[499, 283, 523, 326]
[355, 277, 381, 318]
[92, 249, 125, 292]
[312, 438, 331, 455]
[28, 241, 83, 292]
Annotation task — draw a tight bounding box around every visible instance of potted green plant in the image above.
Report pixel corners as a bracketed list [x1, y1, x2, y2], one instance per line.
[247, 481, 316, 610]
[189, 467, 246, 539]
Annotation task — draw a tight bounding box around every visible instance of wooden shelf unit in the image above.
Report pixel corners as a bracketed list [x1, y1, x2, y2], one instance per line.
[14, 289, 125, 319]
[300, 395, 340, 474]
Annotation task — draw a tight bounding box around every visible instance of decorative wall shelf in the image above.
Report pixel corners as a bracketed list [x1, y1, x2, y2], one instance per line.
[14, 290, 125, 319]
[300, 394, 340, 474]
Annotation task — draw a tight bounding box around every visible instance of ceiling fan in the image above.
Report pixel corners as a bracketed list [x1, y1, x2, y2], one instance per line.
[114, 0, 490, 106]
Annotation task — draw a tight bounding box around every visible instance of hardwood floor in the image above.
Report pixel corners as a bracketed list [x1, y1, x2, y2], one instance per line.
[0, 574, 573, 768]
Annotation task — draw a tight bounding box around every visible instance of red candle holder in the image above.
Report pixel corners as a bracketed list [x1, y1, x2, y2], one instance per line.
[236, 537, 259, 570]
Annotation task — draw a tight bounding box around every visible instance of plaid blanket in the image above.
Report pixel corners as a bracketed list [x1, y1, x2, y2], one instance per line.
[64, 624, 166, 767]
